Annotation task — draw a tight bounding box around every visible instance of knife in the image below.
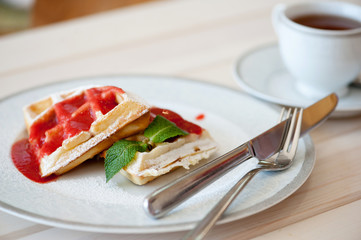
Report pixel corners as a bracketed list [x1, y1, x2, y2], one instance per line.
[144, 93, 338, 219]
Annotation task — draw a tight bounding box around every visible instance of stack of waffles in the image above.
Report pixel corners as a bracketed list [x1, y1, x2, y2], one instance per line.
[23, 86, 150, 177]
[23, 86, 217, 185]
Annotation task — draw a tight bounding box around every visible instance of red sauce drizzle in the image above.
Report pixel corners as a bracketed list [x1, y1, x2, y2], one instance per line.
[195, 113, 205, 121]
[11, 139, 57, 183]
[30, 86, 124, 158]
[86, 86, 121, 115]
[150, 107, 203, 135]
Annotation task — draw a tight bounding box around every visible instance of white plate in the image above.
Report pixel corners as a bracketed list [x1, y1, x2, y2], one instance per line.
[233, 44, 361, 118]
[0, 76, 315, 233]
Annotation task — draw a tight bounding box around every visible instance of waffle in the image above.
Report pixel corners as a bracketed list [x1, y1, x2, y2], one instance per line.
[120, 130, 217, 185]
[23, 86, 150, 177]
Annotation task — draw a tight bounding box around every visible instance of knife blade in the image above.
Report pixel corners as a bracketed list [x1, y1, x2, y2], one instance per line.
[144, 93, 338, 219]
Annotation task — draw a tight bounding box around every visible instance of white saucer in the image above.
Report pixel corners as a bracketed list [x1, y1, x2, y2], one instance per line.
[233, 44, 361, 118]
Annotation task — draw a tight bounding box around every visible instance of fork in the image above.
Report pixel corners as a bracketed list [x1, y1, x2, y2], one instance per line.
[182, 107, 303, 240]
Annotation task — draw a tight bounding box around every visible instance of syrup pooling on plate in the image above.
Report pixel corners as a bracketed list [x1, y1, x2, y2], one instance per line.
[11, 139, 58, 183]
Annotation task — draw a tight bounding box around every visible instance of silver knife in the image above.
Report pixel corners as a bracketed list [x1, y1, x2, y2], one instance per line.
[144, 93, 338, 219]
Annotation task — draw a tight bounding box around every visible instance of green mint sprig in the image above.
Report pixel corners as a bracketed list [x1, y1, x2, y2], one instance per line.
[104, 115, 189, 182]
[104, 140, 148, 182]
[144, 115, 188, 143]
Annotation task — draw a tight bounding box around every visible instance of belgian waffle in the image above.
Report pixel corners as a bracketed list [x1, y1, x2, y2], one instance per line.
[120, 130, 217, 185]
[23, 86, 150, 177]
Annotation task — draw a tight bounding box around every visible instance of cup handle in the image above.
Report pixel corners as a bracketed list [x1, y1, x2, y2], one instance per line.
[272, 3, 286, 34]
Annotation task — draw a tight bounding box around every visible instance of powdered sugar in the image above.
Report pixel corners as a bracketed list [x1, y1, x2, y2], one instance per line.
[46, 173, 142, 206]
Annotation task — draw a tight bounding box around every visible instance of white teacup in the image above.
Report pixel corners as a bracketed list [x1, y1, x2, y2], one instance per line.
[273, 1, 361, 99]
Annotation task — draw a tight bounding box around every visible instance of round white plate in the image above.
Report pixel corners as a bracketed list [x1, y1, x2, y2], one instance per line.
[233, 44, 361, 118]
[0, 76, 315, 233]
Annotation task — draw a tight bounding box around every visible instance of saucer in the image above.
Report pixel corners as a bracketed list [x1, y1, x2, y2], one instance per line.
[233, 43, 361, 118]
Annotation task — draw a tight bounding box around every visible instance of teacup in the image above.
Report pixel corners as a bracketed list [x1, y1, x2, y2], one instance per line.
[272, 1, 361, 99]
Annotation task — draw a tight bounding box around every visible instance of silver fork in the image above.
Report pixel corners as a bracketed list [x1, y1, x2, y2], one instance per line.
[182, 107, 303, 240]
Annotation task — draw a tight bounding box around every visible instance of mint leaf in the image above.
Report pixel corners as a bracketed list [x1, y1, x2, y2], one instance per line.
[105, 115, 189, 182]
[105, 140, 148, 182]
[144, 115, 188, 143]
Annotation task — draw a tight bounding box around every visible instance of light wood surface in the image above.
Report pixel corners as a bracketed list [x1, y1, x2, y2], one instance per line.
[31, 0, 157, 27]
[1, 0, 361, 239]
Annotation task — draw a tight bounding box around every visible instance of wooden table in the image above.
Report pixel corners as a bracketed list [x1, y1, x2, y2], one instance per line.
[1, 0, 361, 239]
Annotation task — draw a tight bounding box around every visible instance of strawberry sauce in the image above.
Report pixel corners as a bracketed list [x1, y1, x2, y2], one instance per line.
[150, 107, 203, 135]
[195, 113, 205, 121]
[11, 139, 57, 183]
[31, 86, 124, 158]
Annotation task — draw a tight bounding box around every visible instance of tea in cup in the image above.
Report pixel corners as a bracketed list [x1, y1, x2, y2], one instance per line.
[273, 1, 361, 98]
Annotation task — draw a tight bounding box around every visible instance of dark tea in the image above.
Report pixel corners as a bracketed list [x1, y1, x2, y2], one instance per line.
[292, 14, 361, 30]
